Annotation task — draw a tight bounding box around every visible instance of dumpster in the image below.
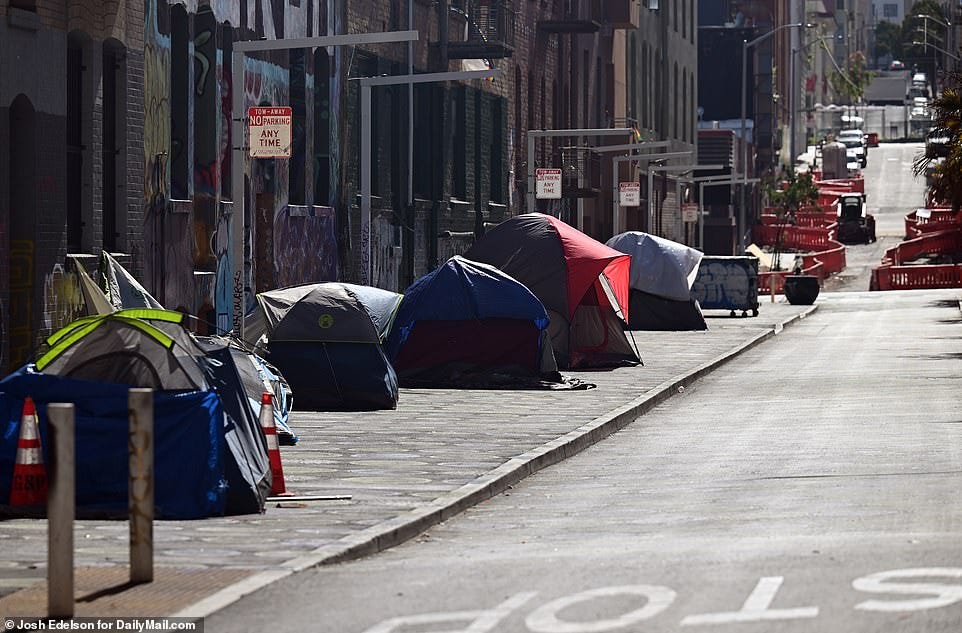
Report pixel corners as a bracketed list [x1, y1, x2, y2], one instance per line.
[690, 256, 759, 317]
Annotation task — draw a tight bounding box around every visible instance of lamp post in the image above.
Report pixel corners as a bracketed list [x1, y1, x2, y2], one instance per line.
[916, 13, 953, 73]
[739, 22, 810, 254]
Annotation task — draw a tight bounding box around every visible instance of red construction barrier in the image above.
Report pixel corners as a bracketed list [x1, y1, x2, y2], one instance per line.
[871, 264, 962, 291]
[904, 208, 960, 238]
[882, 229, 962, 266]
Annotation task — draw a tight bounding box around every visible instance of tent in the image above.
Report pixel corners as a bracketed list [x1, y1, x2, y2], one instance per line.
[606, 232, 708, 331]
[465, 213, 639, 368]
[385, 256, 558, 385]
[1, 309, 271, 517]
[248, 283, 402, 410]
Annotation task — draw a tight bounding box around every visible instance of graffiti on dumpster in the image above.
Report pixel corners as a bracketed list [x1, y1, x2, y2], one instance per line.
[691, 260, 757, 311]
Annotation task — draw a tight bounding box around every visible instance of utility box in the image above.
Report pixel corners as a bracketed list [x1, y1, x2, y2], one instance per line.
[691, 256, 760, 317]
[821, 141, 849, 180]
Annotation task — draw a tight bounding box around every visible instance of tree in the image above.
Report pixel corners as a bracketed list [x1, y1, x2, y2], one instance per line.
[764, 170, 820, 270]
[874, 21, 903, 62]
[913, 71, 962, 211]
[830, 51, 874, 106]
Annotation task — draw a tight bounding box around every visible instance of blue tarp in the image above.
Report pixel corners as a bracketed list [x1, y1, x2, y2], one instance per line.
[0, 369, 227, 519]
[386, 256, 550, 360]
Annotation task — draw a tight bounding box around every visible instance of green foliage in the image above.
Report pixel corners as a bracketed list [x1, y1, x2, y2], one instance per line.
[766, 170, 820, 218]
[830, 51, 874, 104]
[875, 21, 902, 60]
[913, 71, 962, 210]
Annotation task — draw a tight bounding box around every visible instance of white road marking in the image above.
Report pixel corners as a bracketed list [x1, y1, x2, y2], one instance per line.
[680, 576, 818, 625]
[525, 585, 676, 633]
[361, 592, 538, 633]
[853, 568, 962, 612]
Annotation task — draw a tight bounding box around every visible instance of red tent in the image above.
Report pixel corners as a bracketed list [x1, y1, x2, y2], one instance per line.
[465, 213, 638, 369]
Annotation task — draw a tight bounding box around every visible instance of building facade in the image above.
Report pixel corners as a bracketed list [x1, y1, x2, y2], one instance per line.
[0, 0, 699, 376]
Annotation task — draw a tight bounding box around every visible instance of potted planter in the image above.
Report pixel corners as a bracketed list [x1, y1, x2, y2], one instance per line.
[783, 274, 820, 305]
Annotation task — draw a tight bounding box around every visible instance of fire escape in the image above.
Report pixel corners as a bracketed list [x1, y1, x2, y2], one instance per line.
[441, 0, 516, 61]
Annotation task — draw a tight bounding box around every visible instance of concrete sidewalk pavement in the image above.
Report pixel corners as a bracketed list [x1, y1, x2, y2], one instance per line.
[0, 300, 814, 619]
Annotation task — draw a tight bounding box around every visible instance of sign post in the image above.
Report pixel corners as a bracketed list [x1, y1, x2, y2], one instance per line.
[535, 168, 563, 200]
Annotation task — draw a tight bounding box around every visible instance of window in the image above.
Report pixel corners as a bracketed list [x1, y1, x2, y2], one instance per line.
[313, 49, 331, 205]
[883, 4, 898, 19]
[103, 40, 127, 252]
[453, 87, 467, 199]
[289, 48, 306, 205]
[9, 0, 36, 11]
[490, 97, 504, 203]
[66, 35, 84, 252]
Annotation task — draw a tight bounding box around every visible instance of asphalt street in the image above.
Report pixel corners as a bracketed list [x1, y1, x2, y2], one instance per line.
[207, 289, 962, 633]
[824, 142, 925, 293]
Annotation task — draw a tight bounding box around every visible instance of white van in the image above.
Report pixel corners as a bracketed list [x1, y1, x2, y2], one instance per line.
[837, 129, 867, 168]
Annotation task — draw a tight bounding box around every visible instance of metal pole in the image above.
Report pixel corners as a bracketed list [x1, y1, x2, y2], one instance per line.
[740, 39, 748, 254]
[47, 403, 75, 618]
[231, 51, 245, 338]
[527, 132, 536, 213]
[647, 168, 655, 234]
[129, 388, 154, 584]
[361, 84, 372, 285]
[408, 1, 414, 209]
[699, 182, 705, 251]
[790, 46, 797, 173]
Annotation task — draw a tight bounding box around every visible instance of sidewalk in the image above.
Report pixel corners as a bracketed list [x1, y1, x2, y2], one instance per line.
[0, 300, 815, 619]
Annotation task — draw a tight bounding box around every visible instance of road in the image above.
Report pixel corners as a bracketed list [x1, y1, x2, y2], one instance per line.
[823, 142, 926, 293]
[208, 289, 962, 633]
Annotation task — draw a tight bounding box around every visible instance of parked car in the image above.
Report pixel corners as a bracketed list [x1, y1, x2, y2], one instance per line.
[866, 132, 879, 147]
[837, 129, 867, 168]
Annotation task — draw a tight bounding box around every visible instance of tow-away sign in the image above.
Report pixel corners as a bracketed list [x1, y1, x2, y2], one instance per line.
[248, 106, 292, 158]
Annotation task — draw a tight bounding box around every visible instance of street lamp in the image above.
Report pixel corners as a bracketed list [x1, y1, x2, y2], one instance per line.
[916, 14, 953, 71]
[912, 41, 961, 62]
[739, 22, 812, 254]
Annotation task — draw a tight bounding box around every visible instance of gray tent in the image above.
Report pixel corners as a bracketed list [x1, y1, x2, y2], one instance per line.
[247, 283, 402, 410]
[606, 232, 707, 331]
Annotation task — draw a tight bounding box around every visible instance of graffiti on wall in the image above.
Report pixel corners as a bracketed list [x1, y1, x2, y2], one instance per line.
[42, 264, 86, 335]
[144, 0, 172, 304]
[370, 215, 400, 292]
[273, 206, 338, 288]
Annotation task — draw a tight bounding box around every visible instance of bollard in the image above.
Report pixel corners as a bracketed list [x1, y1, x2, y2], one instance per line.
[128, 388, 154, 584]
[47, 403, 75, 618]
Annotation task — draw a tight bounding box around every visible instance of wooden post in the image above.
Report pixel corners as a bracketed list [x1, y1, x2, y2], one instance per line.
[128, 388, 154, 584]
[47, 403, 75, 618]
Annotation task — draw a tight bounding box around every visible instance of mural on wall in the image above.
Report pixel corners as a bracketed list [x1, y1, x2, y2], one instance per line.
[273, 206, 338, 288]
[143, 0, 172, 304]
[144, 0, 334, 324]
[41, 264, 86, 335]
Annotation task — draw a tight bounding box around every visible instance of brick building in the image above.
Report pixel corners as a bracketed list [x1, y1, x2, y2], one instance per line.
[0, 0, 701, 375]
[0, 0, 144, 374]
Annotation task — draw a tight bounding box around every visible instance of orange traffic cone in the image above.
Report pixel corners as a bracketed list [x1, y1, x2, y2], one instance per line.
[9, 397, 48, 506]
[259, 393, 291, 497]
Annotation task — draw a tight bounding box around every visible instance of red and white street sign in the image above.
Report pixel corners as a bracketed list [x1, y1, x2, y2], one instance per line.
[536, 168, 563, 199]
[248, 106, 292, 158]
[619, 182, 641, 207]
[682, 203, 700, 223]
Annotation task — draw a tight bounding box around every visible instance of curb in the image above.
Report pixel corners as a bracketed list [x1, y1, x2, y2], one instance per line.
[177, 304, 817, 618]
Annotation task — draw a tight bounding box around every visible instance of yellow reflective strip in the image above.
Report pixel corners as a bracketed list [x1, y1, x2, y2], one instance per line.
[44, 315, 105, 347]
[114, 317, 175, 349]
[35, 319, 106, 370]
[116, 308, 184, 324]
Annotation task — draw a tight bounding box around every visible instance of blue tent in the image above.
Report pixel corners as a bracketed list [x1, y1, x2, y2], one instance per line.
[386, 256, 557, 385]
[0, 369, 229, 519]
